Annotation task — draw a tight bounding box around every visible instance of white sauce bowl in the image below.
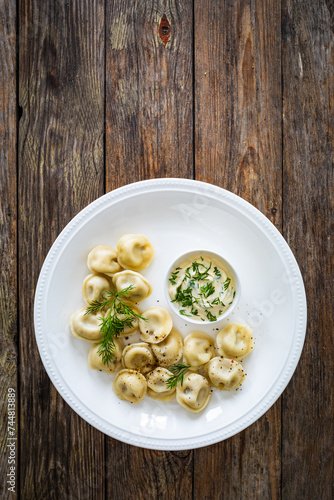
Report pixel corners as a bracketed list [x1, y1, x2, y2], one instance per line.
[164, 249, 241, 325]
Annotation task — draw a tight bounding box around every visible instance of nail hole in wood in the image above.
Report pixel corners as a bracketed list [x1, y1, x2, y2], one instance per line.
[159, 13, 171, 47]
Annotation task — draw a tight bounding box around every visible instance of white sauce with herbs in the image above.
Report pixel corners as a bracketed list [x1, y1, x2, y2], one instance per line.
[168, 255, 235, 322]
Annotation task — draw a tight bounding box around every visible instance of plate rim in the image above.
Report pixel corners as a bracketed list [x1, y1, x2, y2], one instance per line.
[34, 178, 307, 450]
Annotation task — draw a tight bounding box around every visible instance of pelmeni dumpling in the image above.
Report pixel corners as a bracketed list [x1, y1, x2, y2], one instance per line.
[117, 234, 154, 271]
[122, 342, 156, 374]
[87, 245, 122, 276]
[183, 332, 215, 368]
[112, 270, 152, 303]
[70, 307, 103, 342]
[176, 372, 211, 413]
[151, 328, 183, 367]
[105, 300, 142, 337]
[139, 307, 173, 344]
[205, 357, 245, 390]
[146, 367, 176, 402]
[113, 369, 147, 403]
[88, 338, 123, 373]
[216, 323, 253, 360]
[82, 273, 111, 305]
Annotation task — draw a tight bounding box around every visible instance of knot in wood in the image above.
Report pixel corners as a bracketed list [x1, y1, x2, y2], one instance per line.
[159, 13, 171, 47]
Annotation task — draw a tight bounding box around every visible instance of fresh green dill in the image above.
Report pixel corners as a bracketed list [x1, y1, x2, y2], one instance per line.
[172, 285, 197, 307]
[190, 306, 199, 316]
[166, 363, 191, 389]
[169, 270, 180, 285]
[191, 261, 211, 281]
[211, 297, 220, 305]
[169, 267, 183, 285]
[206, 311, 217, 322]
[185, 267, 191, 278]
[214, 266, 222, 278]
[200, 282, 215, 298]
[85, 286, 146, 365]
[223, 277, 231, 290]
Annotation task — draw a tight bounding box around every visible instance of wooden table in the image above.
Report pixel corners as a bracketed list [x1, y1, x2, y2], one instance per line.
[1, 1, 333, 498]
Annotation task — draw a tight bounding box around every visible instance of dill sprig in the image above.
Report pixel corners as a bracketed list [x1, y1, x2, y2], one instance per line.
[172, 284, 197, 308]
[166, 363, 191, 390]
[223, 277, 231, 290]
[200, 282, 215, 298]
[191, 261, 212, 281]
[169, 266, 182, 285]
[85, 285, 146, 365]
[206, 310, 217, 322]
[214, 266, 222, 278]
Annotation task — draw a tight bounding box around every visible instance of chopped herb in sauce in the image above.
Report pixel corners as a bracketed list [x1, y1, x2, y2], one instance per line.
[214, 266, 222, 278]
[168, 255, 236, 322]
[223, 277, 231, 290]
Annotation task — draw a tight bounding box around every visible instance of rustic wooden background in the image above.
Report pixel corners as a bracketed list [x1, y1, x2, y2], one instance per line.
[1, 0, 333, 498]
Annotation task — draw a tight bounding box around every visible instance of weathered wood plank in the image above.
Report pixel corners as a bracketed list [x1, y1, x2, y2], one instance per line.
[18, 1, 105, 498]
[105, 0, 194, 187]
[0, 1, 18, 498]
[105, 1, 194, 498]
[194, 0, 282, 498]
[282, 1, 334, 498]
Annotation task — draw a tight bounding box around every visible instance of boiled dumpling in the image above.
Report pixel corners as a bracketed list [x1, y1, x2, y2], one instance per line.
[117, 234, 154, 271]
[151, 328, 183, 367]
[205, 357, 245, 390]
[70, 307, 103, 342]
[88, 338, 123, 373]
[139, 307, 173, 343]
[112, 270, 152, 303]
[216, 323, 253, 360]
[87, 245, 122, 276]
[146, 367, 176, 402]
[105, 300, 142, 337]
[113, 369, 147, 403]
[183, 332, 215, 367]
[82, 273, 111, 305]
[176, 372, 211, 413]
[122, 342, 156, 374]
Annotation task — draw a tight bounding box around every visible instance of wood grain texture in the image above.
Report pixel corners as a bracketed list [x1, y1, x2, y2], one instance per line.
[105, 0, 194, 187]
[281, 1, 334, 499]
[18, 1, 105, 498]
[0, 1, 18, 499]
[105, 1, 194, 499]
[1, 0, 331, 496]
[194, 0, 282, 498]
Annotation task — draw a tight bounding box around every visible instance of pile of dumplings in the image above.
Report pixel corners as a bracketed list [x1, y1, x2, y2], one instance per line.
[70, 234, 254, 413]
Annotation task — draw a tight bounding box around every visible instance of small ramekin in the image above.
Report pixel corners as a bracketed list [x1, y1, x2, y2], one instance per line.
[164, 249, 241, 325]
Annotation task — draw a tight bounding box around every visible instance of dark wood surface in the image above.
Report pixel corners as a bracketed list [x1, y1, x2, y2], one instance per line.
[0, 0, 333, 499]
[17, 1, 106, 498]
[0, 0, 18, 496]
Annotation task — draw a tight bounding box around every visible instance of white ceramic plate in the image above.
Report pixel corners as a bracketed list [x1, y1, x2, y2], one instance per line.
[34, 179, 307, 450]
